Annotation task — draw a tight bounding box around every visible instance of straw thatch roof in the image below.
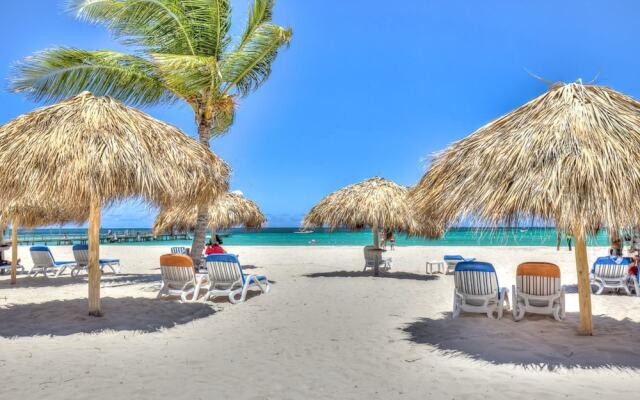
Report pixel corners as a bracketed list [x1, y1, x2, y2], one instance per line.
[410, 82, 640, 234]
[153, 192, 266, 234]
[0, 199, 89, 228]
[304, 177, 442, 237]
[0, 91, 230, 207]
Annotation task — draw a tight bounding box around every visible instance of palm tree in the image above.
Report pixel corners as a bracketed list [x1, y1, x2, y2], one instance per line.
[11, 0, 292, 263]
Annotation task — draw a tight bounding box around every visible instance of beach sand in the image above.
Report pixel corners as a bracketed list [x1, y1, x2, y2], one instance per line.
[1, 245, 639, 399]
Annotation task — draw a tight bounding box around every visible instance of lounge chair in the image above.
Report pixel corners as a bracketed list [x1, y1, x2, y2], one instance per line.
[203, 254, 270, 304]
[444, 255, 476, 275]
[452, 261, 510, 319]
[512, 262, 565, 321]
[157, 254, 207, 302]
[71, 244, 121, 277]
[363, 245, 392, 272]
[171, 246, 190, 255]
[0, 264, 25, 275]
[29, 246, 76, 277]
[591, 256, 638, 296]
[0, 262, 24, 275]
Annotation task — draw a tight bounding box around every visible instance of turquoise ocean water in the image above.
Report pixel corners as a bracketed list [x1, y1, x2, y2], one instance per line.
[9, 227, 611, 247]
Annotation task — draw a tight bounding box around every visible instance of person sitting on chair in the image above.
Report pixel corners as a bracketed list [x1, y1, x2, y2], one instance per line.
[205, 239, 226, 255]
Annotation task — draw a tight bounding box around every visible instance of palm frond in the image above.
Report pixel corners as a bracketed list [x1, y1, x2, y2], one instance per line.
[239, 0, 273, 46]
[11, 48, 172, 106]
[187, 0, 232, 57]
[69, 0, 199, 55]
[151, 53, 218, 97]
[222, 23, 291, 97]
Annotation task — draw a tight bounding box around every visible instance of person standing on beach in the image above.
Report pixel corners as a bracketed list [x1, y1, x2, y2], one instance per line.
[566, 233, 572, 251]
[610, 234, 623, 256]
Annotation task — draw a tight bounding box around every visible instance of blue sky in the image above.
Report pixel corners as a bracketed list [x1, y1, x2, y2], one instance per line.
[2, 0, 640, 227]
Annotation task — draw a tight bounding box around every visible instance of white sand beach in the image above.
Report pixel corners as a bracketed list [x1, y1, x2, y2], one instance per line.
[1, 245, 639, 399]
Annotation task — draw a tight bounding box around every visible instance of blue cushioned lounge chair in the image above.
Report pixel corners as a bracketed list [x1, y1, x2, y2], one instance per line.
[71, 244, 121, 277]
[203, 254, 270, 304]
[452, 261, 509, 319]
[444, 254, 476, 275]
[29, 246, 76, 277]
[591, 256, 638, 296]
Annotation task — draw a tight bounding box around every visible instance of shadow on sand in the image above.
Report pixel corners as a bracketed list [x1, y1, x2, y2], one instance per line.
[0, 273, 161, 289]
[402, 312, 640, 370]
[305, 270, 439, 281]
[0, 297, 215, 338]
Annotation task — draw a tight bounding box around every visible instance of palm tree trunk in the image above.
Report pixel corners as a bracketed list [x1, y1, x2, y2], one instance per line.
[190, 116, 213, 267]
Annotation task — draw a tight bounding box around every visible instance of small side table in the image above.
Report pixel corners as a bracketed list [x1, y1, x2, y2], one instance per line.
[426, 261, 445, 274]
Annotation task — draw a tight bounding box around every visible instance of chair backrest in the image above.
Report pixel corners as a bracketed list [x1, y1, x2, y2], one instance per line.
[516, 262, 561, 296]
[30, 246, 55, 268]
[592, 256, 630, 279]
[454, 261, 499, 296]
[72, 244, 89, 266]
[171, 246, 190, 255]
[444, 255, 475, 263]
[159, 254, 195, 286]
[205, 254, 244, 285]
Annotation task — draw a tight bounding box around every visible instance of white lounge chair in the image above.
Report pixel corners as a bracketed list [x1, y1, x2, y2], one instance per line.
[203, 254, 270, 304]
[0, 263, 24, 275]
[591, 256, 638, 296]
[71, 244, 121, 277]
[171, 246, 190, 255]
[363, 245, 392, 272]
[29, 246, 76, 277]
[452, 261, 510, 319]
[444, 254, 476, 274]
[512, 262, 565, 321]
[157, 254, 207, 302]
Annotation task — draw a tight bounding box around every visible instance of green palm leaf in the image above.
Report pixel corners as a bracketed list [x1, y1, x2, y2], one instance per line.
[11, 48, 172, 105]
[240, 0, 274, 46]
[69, 0, 199, 55]
[151, 53, 218, 97]
[222, 23, 291, 97]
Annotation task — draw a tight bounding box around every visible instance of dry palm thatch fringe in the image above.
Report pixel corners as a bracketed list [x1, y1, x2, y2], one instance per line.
[153, 192, 266, 234]
[303, 177, 442, 238]
[410, 82, 640, 235]
[0, 199, 89, 228]
[0, 91, 230, 208]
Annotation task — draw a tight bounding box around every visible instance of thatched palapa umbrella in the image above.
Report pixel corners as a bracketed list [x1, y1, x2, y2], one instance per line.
[0, 199, 89, 284]
[153, 191, 266, 234]
[0, 92, 230, 315]
[304, 177, 440, 275]
[410, 82, 640, 335]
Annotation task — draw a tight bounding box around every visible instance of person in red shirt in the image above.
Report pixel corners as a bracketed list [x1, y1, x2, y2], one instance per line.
[204, 240, 226, 255]
[630, 254, 639, 278]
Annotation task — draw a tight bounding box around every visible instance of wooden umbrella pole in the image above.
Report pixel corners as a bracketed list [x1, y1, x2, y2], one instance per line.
[372, 225, 380, 276]
[11, 219, 18, 285]
[574, 228, 593, 335]
[88, 198, 102, 316]
[372, 225, 379, 248]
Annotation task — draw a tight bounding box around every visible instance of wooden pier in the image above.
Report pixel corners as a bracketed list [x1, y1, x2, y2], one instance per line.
[11, 232, 191, 246]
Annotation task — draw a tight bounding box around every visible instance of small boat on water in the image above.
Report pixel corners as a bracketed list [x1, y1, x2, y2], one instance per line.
[294, 229, 314, 234]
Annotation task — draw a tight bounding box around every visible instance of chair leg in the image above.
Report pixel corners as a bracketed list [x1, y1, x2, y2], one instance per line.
[452, 293, 461, 319]
[593, 280, 604, 295]
[157, 282, 167, 299]
[55, 266, 66, 278]
[229, 288, 244, 304]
